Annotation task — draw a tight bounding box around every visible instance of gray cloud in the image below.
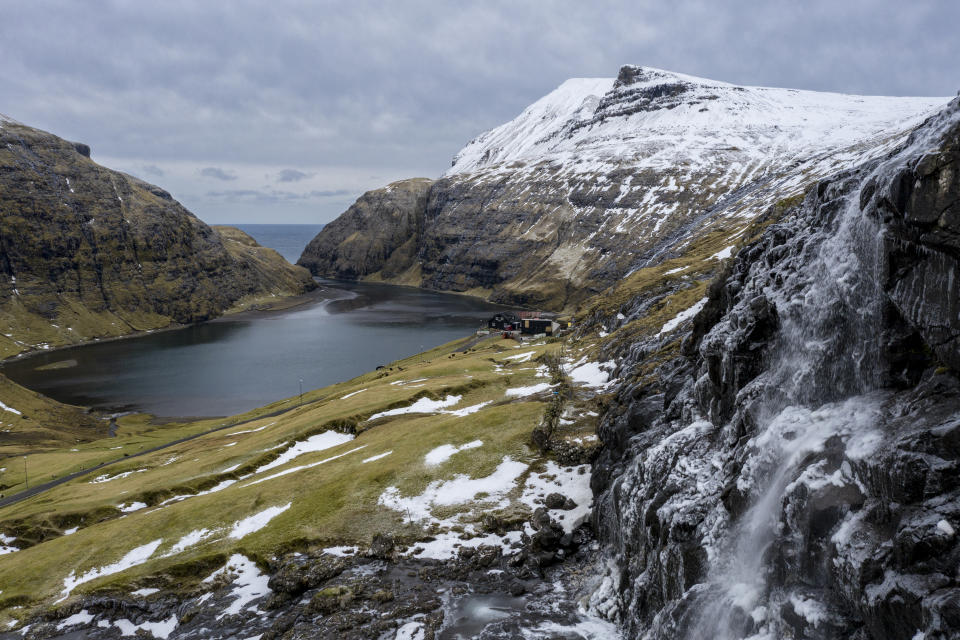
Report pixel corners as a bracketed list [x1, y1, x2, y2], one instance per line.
[1, 1, 958, 224]
[276, 169, 312, 183]
[200, 167, 237, 181]
[141, 164, 164, 177]
[207, 188, 354, 204]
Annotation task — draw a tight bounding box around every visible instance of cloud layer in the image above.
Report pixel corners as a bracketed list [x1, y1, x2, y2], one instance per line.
[2, 1, 957, 223]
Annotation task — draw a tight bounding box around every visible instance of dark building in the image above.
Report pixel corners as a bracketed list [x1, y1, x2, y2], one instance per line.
[521, 318, 559, 335]
[488, 313, 520, 330]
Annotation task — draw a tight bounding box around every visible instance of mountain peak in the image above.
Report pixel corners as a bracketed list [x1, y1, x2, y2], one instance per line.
[446, 66, 949, 177]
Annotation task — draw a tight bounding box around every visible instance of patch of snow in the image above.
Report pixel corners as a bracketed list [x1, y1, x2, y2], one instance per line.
[0, 401, 21, 415]
[368, 395, 462, 421]
[60, 539, 163, 600]
[411, 529, 523, 561]
[228, 421, 275, 436]
[710, 245, 735, 261]
[521, 462, 594, 534]
[505, 383, 554, 397]
[245, 446, 367, 485]
[657, 297, 708, 335]
[62, 527, 79, 536]
[503, 351, 536, 362]
[131, 588, 160, 597]
[340, 389, 367, 399]
[166, 528, 215, 555]
[664, 265, 689, 275]
[56, 610, 94, 630]
[568, 361, 613, 389]
[118, 502, 147, 513]
[113, 614, 178, 638]
[361, 451, 393, 464]
[443, 401, 493, 417]
[206, 554, 271, 619]
[380, 457, 528, 523]
[424, 440, 483, 466]
[228, 503, 291, 539]
[937, 519, 955, 537]
[255, 431, 354, 474]
[91, 469, 145, 484]
[321, 546, 357, 557]
[395, 621, 426, 640]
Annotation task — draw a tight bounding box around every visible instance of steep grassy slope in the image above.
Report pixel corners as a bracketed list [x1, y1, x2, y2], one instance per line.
[0, 333, 607, 626]
[0, 116, 316, 360]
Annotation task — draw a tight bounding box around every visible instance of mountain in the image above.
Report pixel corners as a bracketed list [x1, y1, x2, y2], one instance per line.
[1, 72, 959, 640]
[0, 115, 316, 359]
[586, 93, 960, 639]
[299, 66, 947, 309]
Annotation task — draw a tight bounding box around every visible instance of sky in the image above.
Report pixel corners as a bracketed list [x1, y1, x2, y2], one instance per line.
[2, 1, 958, 224]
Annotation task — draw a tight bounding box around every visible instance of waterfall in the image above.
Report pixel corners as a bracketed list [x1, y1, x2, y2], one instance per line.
[598, 98, 960, 640]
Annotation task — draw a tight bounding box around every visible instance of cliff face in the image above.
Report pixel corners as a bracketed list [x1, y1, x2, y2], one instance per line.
[585, 97, 960, 639]
[0, 116, 315, 358]
[297, 178, 432, 283]
[299, 66, 948, 310]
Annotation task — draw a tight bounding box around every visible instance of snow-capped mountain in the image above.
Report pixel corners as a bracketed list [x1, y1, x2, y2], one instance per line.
[299, 66, 950, 310]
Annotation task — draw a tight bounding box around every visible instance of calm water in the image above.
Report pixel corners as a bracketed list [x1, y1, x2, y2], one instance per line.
[3, 226, 505, 418]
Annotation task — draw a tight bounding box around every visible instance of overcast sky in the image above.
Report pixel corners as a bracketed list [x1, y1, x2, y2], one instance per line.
[2, 1, 957, 224]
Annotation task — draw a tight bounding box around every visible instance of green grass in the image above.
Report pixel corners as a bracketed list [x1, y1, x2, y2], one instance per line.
[0, 336, 574, 623]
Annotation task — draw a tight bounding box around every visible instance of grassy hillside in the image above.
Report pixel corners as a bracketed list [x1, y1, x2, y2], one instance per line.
[0, 333, 606, 626]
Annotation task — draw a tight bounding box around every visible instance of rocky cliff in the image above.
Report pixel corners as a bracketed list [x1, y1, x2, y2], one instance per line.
[0, 115, 316, 359]
[299, 66, 947, 310]
[583, 95, 960, 639]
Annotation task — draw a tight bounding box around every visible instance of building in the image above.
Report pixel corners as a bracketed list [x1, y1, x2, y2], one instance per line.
[520, 318, 560, 336]
[488, 313, 520, 331]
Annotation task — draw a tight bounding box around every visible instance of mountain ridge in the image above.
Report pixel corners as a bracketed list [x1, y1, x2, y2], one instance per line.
[299, 65, 950, 310]
[0, 117, 316, 360]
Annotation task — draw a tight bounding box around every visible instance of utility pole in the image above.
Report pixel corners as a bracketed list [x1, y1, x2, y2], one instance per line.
[23, 456, 27, 489]
[299, 378, 303, 407]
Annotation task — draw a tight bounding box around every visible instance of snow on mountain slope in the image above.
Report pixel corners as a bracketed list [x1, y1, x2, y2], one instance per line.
[448, 66, 946, 178]
[302, 65, 952, 310]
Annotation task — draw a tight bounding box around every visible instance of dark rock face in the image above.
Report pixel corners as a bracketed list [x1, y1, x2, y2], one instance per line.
[297, 178, 432, 281]
[589, 98, 960, 639]
[0, 120, 314, 355]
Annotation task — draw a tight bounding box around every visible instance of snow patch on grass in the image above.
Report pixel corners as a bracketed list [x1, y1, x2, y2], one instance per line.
[340, 389, 367, 399]
[361, 451, 393, 464]
[60, 539, 163, 601]
[424, 440, 483, 466]
[228, 504, 291, 539]
[568, 361, 613, 389]
[444, 401, 492, 417]
[379, 457, 528, 523]
[505, 383, 554, 397]
[255, 431, 354, 474]
[368, 395, 462, 421]
[0, 401, 21, 415]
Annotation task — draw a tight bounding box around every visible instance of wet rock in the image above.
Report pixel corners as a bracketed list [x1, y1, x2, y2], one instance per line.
[544, 493, 576, 510]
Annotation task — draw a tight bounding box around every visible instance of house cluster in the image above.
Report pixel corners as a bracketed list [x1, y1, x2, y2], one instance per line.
[484, 311, 571, 339]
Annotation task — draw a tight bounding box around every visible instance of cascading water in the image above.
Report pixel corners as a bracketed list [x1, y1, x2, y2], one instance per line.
[592, 96, 960, 640]
[684, 166, 889, 640]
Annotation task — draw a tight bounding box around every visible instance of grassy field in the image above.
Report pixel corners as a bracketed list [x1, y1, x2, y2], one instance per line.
[0, 333, 607, 626]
